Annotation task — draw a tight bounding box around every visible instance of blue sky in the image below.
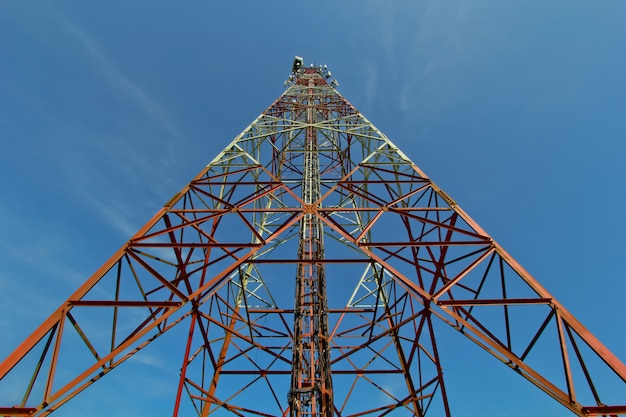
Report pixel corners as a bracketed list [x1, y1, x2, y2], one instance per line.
[0, 1, 624, 416]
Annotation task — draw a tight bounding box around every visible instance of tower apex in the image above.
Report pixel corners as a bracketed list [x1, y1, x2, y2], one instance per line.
[285, 55, 337, 88]
[292, 55, 304, 73]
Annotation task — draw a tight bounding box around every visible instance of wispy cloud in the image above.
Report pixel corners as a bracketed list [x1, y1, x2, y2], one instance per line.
[362, 61, 379, 109]
[357, 1, 469, 116]
[128, 352, 167, 368]
[0, 208, 86, 288]
[397, 1, 470, 116]
[70, 178, 143, 238]
[373, 1, 398, 68]
[39, 14, 186, 237]
[0, 207, 87, 350]
[61, 21, 183, 143]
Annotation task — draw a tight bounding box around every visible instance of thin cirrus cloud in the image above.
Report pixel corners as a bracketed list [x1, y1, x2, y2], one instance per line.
[61, 20, 183, 144]
[43, 16, 185, 238]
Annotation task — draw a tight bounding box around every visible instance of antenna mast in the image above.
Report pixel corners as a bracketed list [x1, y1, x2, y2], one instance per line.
[288, 57, 334, 417]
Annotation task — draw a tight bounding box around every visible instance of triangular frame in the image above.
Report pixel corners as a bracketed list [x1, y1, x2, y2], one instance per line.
[1, 63, 624, 417]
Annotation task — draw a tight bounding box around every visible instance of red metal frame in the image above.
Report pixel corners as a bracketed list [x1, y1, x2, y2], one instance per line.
[0, 65, 624, 417]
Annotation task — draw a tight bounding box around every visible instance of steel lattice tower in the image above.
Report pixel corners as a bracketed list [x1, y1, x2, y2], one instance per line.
[0, 58, 624, 417]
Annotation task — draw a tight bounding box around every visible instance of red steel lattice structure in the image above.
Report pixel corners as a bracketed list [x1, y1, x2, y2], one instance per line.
[0, 60, 625, 417]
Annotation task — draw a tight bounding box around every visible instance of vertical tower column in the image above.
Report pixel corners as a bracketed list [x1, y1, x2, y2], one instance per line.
[289, 73, 334, 417]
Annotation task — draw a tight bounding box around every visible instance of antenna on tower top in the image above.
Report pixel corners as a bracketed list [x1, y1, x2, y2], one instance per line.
[284, 55, 339, 88]
[285, 55, 305, 87]
[292, 55, 304, 73]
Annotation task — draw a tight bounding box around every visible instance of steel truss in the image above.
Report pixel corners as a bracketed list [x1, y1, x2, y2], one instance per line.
[0, 65, 624, 417]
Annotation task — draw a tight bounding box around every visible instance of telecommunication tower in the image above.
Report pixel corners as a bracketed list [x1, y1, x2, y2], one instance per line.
[0, 57, 624, 417]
